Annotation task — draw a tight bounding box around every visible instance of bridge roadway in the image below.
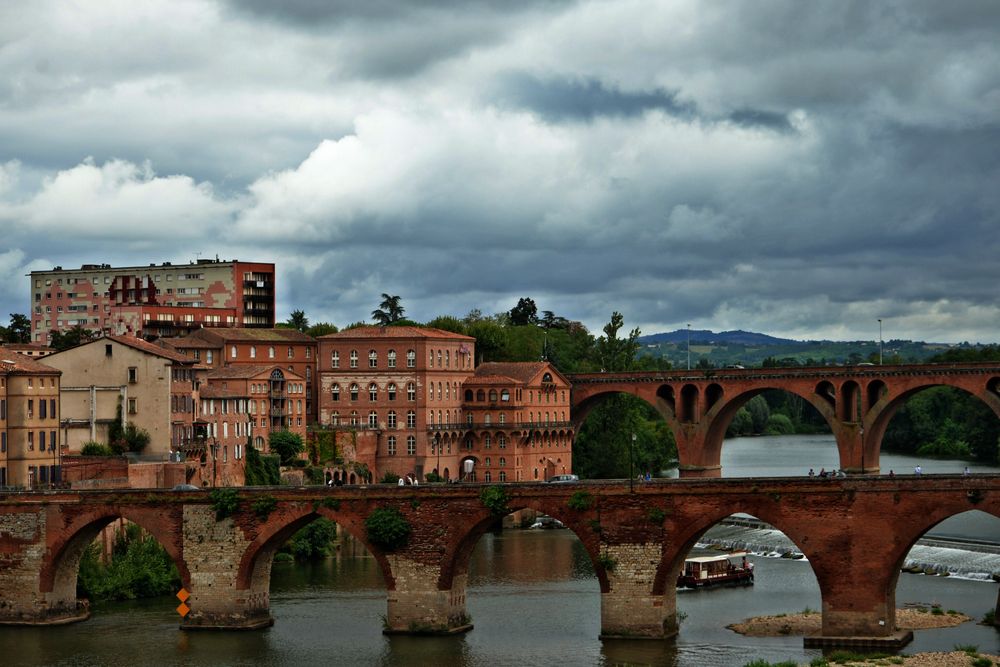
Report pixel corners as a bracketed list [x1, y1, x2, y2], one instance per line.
[3, 475, 1000, 647]
[568, 362, 1000, 477]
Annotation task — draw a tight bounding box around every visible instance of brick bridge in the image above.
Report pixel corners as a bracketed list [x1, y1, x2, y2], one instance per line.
[568, 363, 1000, 476]
[2, 477, 999, 645]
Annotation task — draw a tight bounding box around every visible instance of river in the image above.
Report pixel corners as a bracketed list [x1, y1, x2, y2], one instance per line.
[3, 435, 1000, 666]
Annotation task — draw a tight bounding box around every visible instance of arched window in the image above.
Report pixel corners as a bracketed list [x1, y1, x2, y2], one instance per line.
[369, 383, 378, 401]
[428, 410, 434, 425]
[368, 411, 378, 427]
[498, 471, 506, 482]
[250, 345, 257, 358]
[484, 434, 492, 448]
[484, 414, 491, 425]
[488, 389, 497, 402]
[387, 410, 397, 428]
[437, 382, 442, 400]
[349, 349, 358, 368]
[331, 350, 340, 368]
[466, 413, 473, 425]
[429, 349, 434, 367]
[407, 382, 416, 401]
[484, 471, 492, 482]
[464, 389, 473, 401]
[499, 457, 506, 467]
[498, 434, 506, 448]
[268, 346, 275, 359]
[231, 345, 237, 359]
[350, 383, 359, 401]
[543, 372, 553, 383]
[406, 436, 416, 455]
[407, 349, 416, 368]
[331, 384, 340, 401]
[388, 349, 397, 368]
[387, 436, 396, 455]
[387, 383, 397, 400]
[476, 389, 485, 402]
[369, 350, 378, 368]
[437, 350, 442, 366]
[445, 350, 450, 367]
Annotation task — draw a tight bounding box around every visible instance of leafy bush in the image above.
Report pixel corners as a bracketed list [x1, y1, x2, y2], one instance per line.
[381, 472, 401, 484]
[365, 507, 411, 551]
[283, 518, 338, 560]
[269, 430, 305, 465]
[425, 471, 444, 484]
[244, 446, 281, 486]
[647, 507, 666, 524]
[81, 441, 113, 456]
[597, 552, 616, 572]
[251, 495, 278, 519]
[303, 466, 326, 485]
[764, 413, 795, 435]
[77, 523, 180, 601]
[209, 487, 240, 520]
[567, 490, 594, 511]
[480, 486, 511, 517]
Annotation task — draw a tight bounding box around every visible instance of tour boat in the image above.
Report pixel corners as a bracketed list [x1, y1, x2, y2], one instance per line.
[677, 551, 754, 588]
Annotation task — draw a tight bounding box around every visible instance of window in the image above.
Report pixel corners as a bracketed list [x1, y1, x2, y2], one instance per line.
[499, 413, 506, 424]
[331, 350, 340, 368]
[406, 436, 416, 456]
[250, 346, 256, 358]
[349, 350, 358, 368]
[350, 384, 359, 401]
[499, 471, 506, 482]
[485, 435, 492, 448]
[387, 383, 397, 400]
[369, 350, 378, 368]
[499, 434, 507, 448]
[268, 346, 275, 359]
[499, 457, 506, 467]
[331, 384, 340, 401]
[28, 431, 34, 450]
[429, 349, 434, 367]
[484, 471, 492, 482]
[387, 436, 397, 456]
[368, 411, 378, 427]
[27, 399, 33, 418]
[128, 398, 137, 414]
[501, 389, 510, 402]
[445, 350, 450, 367]
[331, 411, 340, 425]
[369, 383, 378, 401]
[407, 382, 416, 401]
[128, 367, 137, 383]
[406, 410, 416, 428]
[350, 411, 359, 425]
[406, 349, 415, 368]
[476, 390, 485, 402]
[489, 389, 497, 402]
[484, 414, 491, 425]
[287, 346, 293, 359]
[387, 411, 397, 428]
[464, 389, 473, 401]
[231, 345, 237, 359]
[388, 349, 396, 368]
[39, 400, 47, 419]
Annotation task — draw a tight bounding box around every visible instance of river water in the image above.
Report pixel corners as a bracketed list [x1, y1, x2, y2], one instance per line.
[4, 435, 1000, 666]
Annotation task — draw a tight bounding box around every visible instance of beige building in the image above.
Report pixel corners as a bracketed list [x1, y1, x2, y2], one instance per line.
[44, 335, 200, 458]
[1, 353, 62, 488]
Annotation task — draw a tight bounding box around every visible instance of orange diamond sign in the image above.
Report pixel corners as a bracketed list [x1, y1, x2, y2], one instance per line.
[176, 588, 190, 616]
[176, 602, 190, 617]
[176, 588, 190, 602]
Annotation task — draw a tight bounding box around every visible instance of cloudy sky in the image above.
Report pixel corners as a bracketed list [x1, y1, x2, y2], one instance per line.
[2, 1, 998, 343]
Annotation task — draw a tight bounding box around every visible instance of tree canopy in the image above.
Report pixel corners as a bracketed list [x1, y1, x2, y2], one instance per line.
[372, 294, 405, 325]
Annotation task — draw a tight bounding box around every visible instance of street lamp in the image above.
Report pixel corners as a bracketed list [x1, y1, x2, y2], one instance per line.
[629, 433, 636, 492]
[210, 439, 219, 487]
[434, 434, 440, 480]
[878, 319, 883, 365]
[686, 324, 691, 370]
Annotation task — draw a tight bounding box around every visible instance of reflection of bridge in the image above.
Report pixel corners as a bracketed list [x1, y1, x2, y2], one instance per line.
[568, 363, 1000, 476]
[3, 478, 1000, 647]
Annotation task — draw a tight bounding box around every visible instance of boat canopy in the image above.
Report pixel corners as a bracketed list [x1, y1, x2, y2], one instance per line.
[685, 552, 748, 564]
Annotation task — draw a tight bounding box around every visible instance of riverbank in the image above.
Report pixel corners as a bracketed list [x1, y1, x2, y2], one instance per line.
[802, 651, 1000, 666]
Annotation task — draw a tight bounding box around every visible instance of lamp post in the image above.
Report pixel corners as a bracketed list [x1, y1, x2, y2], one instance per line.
[210, 439, 219, 487]
[686, 324, 691, 370]
[434, 434, 440, 480]
[629, 433, 636, 492]
[878, 319, 883, 365]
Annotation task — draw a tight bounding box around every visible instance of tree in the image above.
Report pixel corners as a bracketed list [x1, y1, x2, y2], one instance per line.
[372, 294, 405, 325]
[306, 322, 338, 337]
[269, 430, 305, 465]
[508, 298, 538, 326]
[50, 325, 98, 351]
[593, 312, 640, 372]
[6, 313, 31, 344]
[286, 309, 309, 332]
[425, 315, 466, 334]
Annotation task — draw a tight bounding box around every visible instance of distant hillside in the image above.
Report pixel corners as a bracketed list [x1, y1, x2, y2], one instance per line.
[637, 329, 964, 368]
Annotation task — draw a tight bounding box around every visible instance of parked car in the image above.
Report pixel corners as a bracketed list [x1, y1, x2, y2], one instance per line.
[171, 483, 202, 491]
[528, 516, 566, 530]
[547, 474, 579, 483]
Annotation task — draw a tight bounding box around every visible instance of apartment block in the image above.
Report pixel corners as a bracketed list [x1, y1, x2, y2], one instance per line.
[29, 258, 275, 341]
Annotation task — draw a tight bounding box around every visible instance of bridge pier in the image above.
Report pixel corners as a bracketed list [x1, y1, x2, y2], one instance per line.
[384, 557, 472, 635]
[179, 506, 274, 630]
[599, 543, 673, 639]
[676, 465, 721, 479]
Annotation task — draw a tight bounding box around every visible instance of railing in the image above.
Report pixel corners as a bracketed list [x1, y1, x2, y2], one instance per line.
[426, 421, 574, 432]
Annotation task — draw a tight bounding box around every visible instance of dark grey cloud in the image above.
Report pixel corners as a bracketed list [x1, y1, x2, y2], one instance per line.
[228, 0, 574, 25]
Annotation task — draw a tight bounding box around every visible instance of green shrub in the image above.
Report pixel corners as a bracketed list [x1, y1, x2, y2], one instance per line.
[647, 507, 666, 524]
[209, 487, 240, 520]
[425, 471, 444, 484]
[365, 507, 411, 551]
[479, 486, 511, 517]
[251, 495, 278, 519]
[303, 467, 326, 485]
[597, 552, 616, 572]
[567, 490, 594, 511]
[77, 523, 180, 601]
[283, 518, 338, 560]
[244, 446, 281, 486]
[381, 472, 401, 484]
[81, 441, 113, 456]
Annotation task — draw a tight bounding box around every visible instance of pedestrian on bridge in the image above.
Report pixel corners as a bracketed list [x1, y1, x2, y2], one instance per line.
[914, 465, 922, 476]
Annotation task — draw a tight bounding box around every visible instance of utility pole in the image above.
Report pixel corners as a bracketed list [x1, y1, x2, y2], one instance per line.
[686, 324, 691, 370]
[878, 319, 883, 365]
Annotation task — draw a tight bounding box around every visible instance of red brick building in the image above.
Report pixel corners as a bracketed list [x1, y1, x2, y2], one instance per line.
[29, 258, 275, 342]
[317, 327, 574, 482]
[201, 364, 308, 450]
[0, 353, 62, 488]
[162, 327, 318, 424]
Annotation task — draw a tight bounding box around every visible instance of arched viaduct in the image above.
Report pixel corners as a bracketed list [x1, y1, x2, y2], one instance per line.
[2, 478, 1000, 647]
[568, 363, 1000, 477]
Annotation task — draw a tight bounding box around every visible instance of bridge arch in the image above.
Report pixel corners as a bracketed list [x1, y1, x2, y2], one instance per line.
[39, 505, 190, 618]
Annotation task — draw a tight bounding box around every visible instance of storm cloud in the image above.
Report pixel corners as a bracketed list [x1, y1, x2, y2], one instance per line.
[1, 0, 998, 344]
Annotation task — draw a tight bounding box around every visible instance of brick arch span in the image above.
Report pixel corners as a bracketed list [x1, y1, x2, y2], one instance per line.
[572, 387, 674, 431]
[39, 504, 189, 616]
[235, 505, 391, 593]
[863, 379, 1000, 471]
[698, 386, 840, 473]
[436, 499, 609, 595]
[651, 501, 822, 599]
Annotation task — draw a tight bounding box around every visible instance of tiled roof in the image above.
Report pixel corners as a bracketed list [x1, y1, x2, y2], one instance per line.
[0, 352, 61, 375]
[206, 364, 304, 380]
[159, 336, 217, 350]
[199, 384, 251, 399]
[319, 326, 474, 341]
[464, 374, 517, 386]
[184, 327, 316, 344]
[474, 362, 555, 385]
[106, 335, 194, 364]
